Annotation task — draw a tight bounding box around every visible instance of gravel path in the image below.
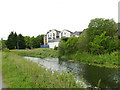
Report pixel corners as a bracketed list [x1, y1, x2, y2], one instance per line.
[0, 73, 6, 89]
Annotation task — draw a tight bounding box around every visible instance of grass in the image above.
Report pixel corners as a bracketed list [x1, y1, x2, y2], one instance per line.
[0, 51, 2, 73]
[2, 52, 84, 88]
[10, 48, 119, 68]
[60, 51, 119, 68]
[10, 48, 58, 58]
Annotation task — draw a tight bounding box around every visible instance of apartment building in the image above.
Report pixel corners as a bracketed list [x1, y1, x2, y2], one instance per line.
[43, 29, 80, 48]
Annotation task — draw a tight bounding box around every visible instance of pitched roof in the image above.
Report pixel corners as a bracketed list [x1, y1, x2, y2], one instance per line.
[47, 29, 60, 34]
[62, 29, 73, 33]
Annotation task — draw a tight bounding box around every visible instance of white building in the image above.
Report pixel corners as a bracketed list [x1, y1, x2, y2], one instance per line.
[44, 29, 80, 48]
[45, 29, 60, 48]
[71, 31, 81, 37]
[61, 29, 72, 38]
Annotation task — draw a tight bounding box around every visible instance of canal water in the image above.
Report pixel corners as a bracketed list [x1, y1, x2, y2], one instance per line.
[24, 57, 119, 88]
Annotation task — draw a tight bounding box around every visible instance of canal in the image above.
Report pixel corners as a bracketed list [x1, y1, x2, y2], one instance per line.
[24, 56, 119, 88]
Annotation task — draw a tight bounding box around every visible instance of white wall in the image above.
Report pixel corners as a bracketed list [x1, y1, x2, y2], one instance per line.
[47, 30, 57, 42]
[48, 42, 60, 48]
[61, 30, 71, 37]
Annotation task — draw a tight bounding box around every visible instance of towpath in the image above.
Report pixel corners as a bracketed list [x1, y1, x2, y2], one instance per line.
[0, 73, 6, 89]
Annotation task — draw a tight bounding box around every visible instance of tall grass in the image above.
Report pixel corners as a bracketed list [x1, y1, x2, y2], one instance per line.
[2, 52, 84, 88]
[10, 48, 58, 58]
[0, 51, 2, 73]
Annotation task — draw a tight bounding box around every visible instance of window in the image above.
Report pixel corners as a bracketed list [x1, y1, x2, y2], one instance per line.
[53, 33, 55, 36]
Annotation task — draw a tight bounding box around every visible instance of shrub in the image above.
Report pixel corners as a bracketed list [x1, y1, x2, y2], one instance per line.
[64, 37, 78, 54]
[61, 37, 69, 42]
[58, 41, 65, 57]
[89, 31, 109, 54]
[77, 33, 89, 53]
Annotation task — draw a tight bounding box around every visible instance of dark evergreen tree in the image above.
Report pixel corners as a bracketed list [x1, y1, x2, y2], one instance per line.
[7, 32, 17, 49]
[17, 34, 26, 49]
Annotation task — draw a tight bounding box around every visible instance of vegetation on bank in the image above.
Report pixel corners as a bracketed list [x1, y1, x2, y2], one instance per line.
[10, 48, 58, 58]
[60, 51, 119, 68]
[58, 18, 119, 68]
[2, 52, 84, 88]
[0, 51, 1, 73]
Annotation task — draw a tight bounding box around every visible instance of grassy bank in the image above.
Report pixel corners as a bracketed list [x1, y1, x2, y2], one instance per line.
[2, 52, 84, 88]
[0, 51, 2, 73]
[10, 48, 119, 68]
[10, 48, 58, 58]
[60, 51, 119, 68]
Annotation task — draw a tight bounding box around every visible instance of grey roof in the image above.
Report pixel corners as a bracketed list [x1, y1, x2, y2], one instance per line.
[63, 29, 73, 33]
[72, 31, 80, 35]
[48, 38, 61, 42]
[47, 29, 60, 34]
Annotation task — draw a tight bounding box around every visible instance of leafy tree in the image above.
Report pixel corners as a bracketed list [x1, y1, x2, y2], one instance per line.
[77, 33, 89, 53]
[30, 35, 44, 48]
[86, 18, 117, 42]
[107, 36, 119, 53]
[17, 34, 26, 49]
[89, 31, 109, 54]
[35, 35, 44, 48]
[58, 41, 65, 57]
[64, 37, 78, 54]
[24, 36, 32, 49]
[86, 18, 117, 53]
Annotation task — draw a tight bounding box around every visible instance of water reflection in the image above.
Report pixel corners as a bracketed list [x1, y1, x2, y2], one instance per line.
[24, 56, 118, 88]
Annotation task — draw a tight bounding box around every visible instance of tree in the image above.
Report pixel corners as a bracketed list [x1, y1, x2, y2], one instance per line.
[77, 33, 89, 53]
[30, 36, 35, 48]
[30, 35, 44, 48]
[6, 32, 17, 49]
[17, 34, 26, 49]
[86, 18, 117, 53]
[64, 37, 78, 54]
[24, 36, 32, 49]
[86, 18, 117, 42]
[58, 41, 65, 57]
[89, 31, 109, 54]
[34, 35, 44, 48]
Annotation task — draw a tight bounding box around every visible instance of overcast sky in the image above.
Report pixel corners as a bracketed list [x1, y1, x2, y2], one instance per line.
[0, 0, 119, 40]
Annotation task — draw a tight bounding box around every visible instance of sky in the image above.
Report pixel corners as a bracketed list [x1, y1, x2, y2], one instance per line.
[0, 0, 119, 40]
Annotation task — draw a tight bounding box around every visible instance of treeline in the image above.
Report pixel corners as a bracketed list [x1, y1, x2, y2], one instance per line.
[58, 18, 119, 57]
[4, 32, 44, 49]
